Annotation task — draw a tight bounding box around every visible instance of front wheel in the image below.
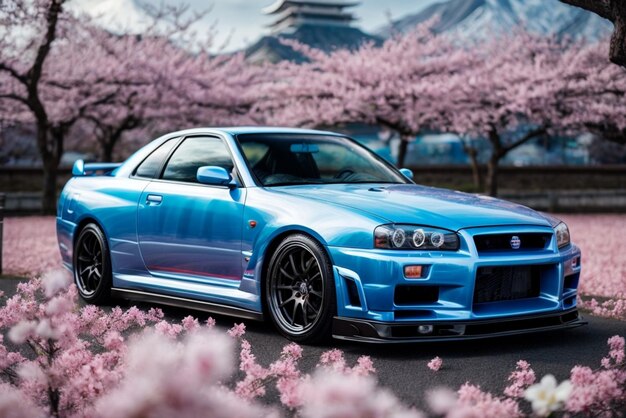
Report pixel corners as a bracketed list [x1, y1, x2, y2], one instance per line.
[73, 223, 112, 304]
[266, 234, 336, 344]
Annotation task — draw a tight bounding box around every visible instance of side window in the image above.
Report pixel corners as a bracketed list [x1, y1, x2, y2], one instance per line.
[134, 138, 177, 178]
[162, 136, 234, 183]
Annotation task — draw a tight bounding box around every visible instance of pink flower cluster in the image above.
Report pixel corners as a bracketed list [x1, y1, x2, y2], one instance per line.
[426, 384, 522, 417]
[428, 356, 443, 372]
[0, 271, 625, 417]
[566, 336, 626, 414]
[504, 360, 536, 398]
[233, 332, 375, 409]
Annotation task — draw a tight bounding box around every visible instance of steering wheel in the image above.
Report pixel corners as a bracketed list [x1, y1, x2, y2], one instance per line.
[334, 169, 355, 179]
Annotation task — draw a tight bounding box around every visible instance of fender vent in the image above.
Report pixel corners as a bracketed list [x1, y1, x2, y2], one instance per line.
[344, 277, 362, 308]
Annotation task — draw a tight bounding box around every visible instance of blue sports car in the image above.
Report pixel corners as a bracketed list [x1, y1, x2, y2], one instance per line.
[57, 127, 585, 343]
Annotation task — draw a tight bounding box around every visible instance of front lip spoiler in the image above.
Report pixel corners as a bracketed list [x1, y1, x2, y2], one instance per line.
[332, 308, 586, 343]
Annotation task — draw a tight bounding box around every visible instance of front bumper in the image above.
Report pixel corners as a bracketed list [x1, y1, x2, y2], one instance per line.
[328, 225, 584, 341]
[332, 308, 586, 343]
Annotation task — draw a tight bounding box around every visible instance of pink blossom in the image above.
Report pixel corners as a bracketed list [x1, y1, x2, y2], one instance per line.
[299, 370, 424, 418]
[227, 322, 246, 338]
[35, 319, 59, 339]
[0, 384, 43, 418]
[318, 348, 346, 372]
[205, 317, 216, 328]
[181, 315, 199, 332]
[103, 331, 124, 351]
[353, 356, 376, 376]
[44, 295, 74, 316]
[154, 320, 183, 338]
[281, 343, 303, 359]
[455, 383, 522, 417]
[41, 270, 72, 298]
[504, 360, 536, 398]
[428, 356, 443, 372]
[8, 320, 37, 344]
[426, 387, 458, 415]
[16, 362, 47, 385]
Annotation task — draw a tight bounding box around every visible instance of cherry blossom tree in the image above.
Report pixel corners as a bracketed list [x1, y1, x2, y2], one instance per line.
[76, 10, 262, 162]
[0, 0, 73, 214]
[253, 25, 477, 167]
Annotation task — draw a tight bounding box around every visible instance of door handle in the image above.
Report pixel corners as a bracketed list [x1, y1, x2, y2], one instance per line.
[146, 194, 163, 205]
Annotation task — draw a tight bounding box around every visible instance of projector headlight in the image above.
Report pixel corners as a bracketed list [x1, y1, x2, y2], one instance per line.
[554, 222, 570, 249]
[375, 225, 459, 250]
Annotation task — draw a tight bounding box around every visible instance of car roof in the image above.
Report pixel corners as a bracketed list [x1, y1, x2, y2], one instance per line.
[166, 126, 345, 137]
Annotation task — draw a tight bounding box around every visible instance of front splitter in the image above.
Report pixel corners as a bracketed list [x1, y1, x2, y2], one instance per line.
[332, 308, 586, 343]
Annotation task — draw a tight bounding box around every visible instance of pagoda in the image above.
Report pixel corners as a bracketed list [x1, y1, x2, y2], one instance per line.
[263, 0, 360, 34]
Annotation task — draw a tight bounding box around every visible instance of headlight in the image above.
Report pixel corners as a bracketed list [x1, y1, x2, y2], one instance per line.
[554, 222, 570, 249]
[375, 224, 459, 250]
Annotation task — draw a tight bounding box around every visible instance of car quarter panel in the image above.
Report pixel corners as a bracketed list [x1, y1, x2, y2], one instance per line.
[57, 176, 150, 278]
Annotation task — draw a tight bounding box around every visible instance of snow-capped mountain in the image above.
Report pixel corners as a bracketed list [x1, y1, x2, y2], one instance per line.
[379, 0, 612, 41]
[70, 0, 154, 34]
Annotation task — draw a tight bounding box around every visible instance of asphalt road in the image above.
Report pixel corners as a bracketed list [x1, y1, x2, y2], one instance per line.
[1, 277, 624, 409]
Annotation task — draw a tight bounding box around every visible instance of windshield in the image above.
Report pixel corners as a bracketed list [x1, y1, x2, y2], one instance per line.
[236, 133, 408, 187]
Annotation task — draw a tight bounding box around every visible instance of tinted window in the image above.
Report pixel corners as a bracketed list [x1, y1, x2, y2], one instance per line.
[237, 134, 406, 186]
[162, 136, 234, 183]
[134, 138, 177, 178]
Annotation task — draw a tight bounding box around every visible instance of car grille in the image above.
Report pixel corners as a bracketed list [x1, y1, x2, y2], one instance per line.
[473, 266, 540, 304]
[473, 233, 551, 252]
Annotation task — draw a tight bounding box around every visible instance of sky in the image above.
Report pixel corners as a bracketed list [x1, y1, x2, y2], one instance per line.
[72, 0, 441, 52]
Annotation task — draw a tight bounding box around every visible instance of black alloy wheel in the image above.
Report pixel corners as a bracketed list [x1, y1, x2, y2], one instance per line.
[74, 223, 112, 304]
[266, 234, 336, 343]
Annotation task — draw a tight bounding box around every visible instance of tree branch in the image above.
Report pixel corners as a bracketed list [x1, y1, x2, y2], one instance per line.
[28, 0, 64, 87]
[0, 63, 28, 86]
[503, 127, 548, 153]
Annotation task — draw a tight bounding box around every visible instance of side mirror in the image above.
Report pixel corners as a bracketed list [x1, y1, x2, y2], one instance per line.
[197, 166, 236, 188]
[399, 168, 414, 180]
[72, 159, 85, 176]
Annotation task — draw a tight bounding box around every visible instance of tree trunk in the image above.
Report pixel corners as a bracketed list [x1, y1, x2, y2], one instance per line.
[468, 152, 483, 191]
[485, 128, 504, 197]
[485, 156, 499, 197]
[101, 139, 114, 162]
[560, 0, 626, 67]
[611, 7, 626, 66]
[397, 137, 409, 167]
[41, 159, 58, 215]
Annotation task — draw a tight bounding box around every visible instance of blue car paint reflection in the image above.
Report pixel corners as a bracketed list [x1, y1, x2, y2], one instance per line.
[57, 127, 584, 342]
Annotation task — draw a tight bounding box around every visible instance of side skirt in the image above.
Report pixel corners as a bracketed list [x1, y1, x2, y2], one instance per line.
[110, 288, 264, 321]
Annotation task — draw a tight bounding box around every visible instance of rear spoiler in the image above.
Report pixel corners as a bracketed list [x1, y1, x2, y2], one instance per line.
[72, 159, 122, 176]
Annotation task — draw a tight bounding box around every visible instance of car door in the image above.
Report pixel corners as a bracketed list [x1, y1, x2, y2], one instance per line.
[137, 135, 246, 283]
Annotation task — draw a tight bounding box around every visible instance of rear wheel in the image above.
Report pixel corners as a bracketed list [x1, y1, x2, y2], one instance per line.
[266, 234, 336, 343]
[73, 223, 112, 304]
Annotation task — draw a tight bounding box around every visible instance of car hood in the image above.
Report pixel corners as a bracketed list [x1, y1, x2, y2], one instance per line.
[273, 184, 551, 231]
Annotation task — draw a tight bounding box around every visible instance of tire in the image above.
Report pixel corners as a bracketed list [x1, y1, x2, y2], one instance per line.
[73, 223, 112, 304]
[265, 234, 336, 344]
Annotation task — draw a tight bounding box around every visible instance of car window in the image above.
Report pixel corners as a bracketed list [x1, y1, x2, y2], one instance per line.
[237, 134, 407, 186]
[134, 138, 177, 178]
[241, 142, 269, 166]
[162, 136, 234, 183]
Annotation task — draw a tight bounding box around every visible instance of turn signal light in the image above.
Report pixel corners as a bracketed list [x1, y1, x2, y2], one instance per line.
[404, 265, 423, 278]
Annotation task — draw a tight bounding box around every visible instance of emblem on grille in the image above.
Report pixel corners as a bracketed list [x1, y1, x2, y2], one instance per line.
[510, 236, 521, 249]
